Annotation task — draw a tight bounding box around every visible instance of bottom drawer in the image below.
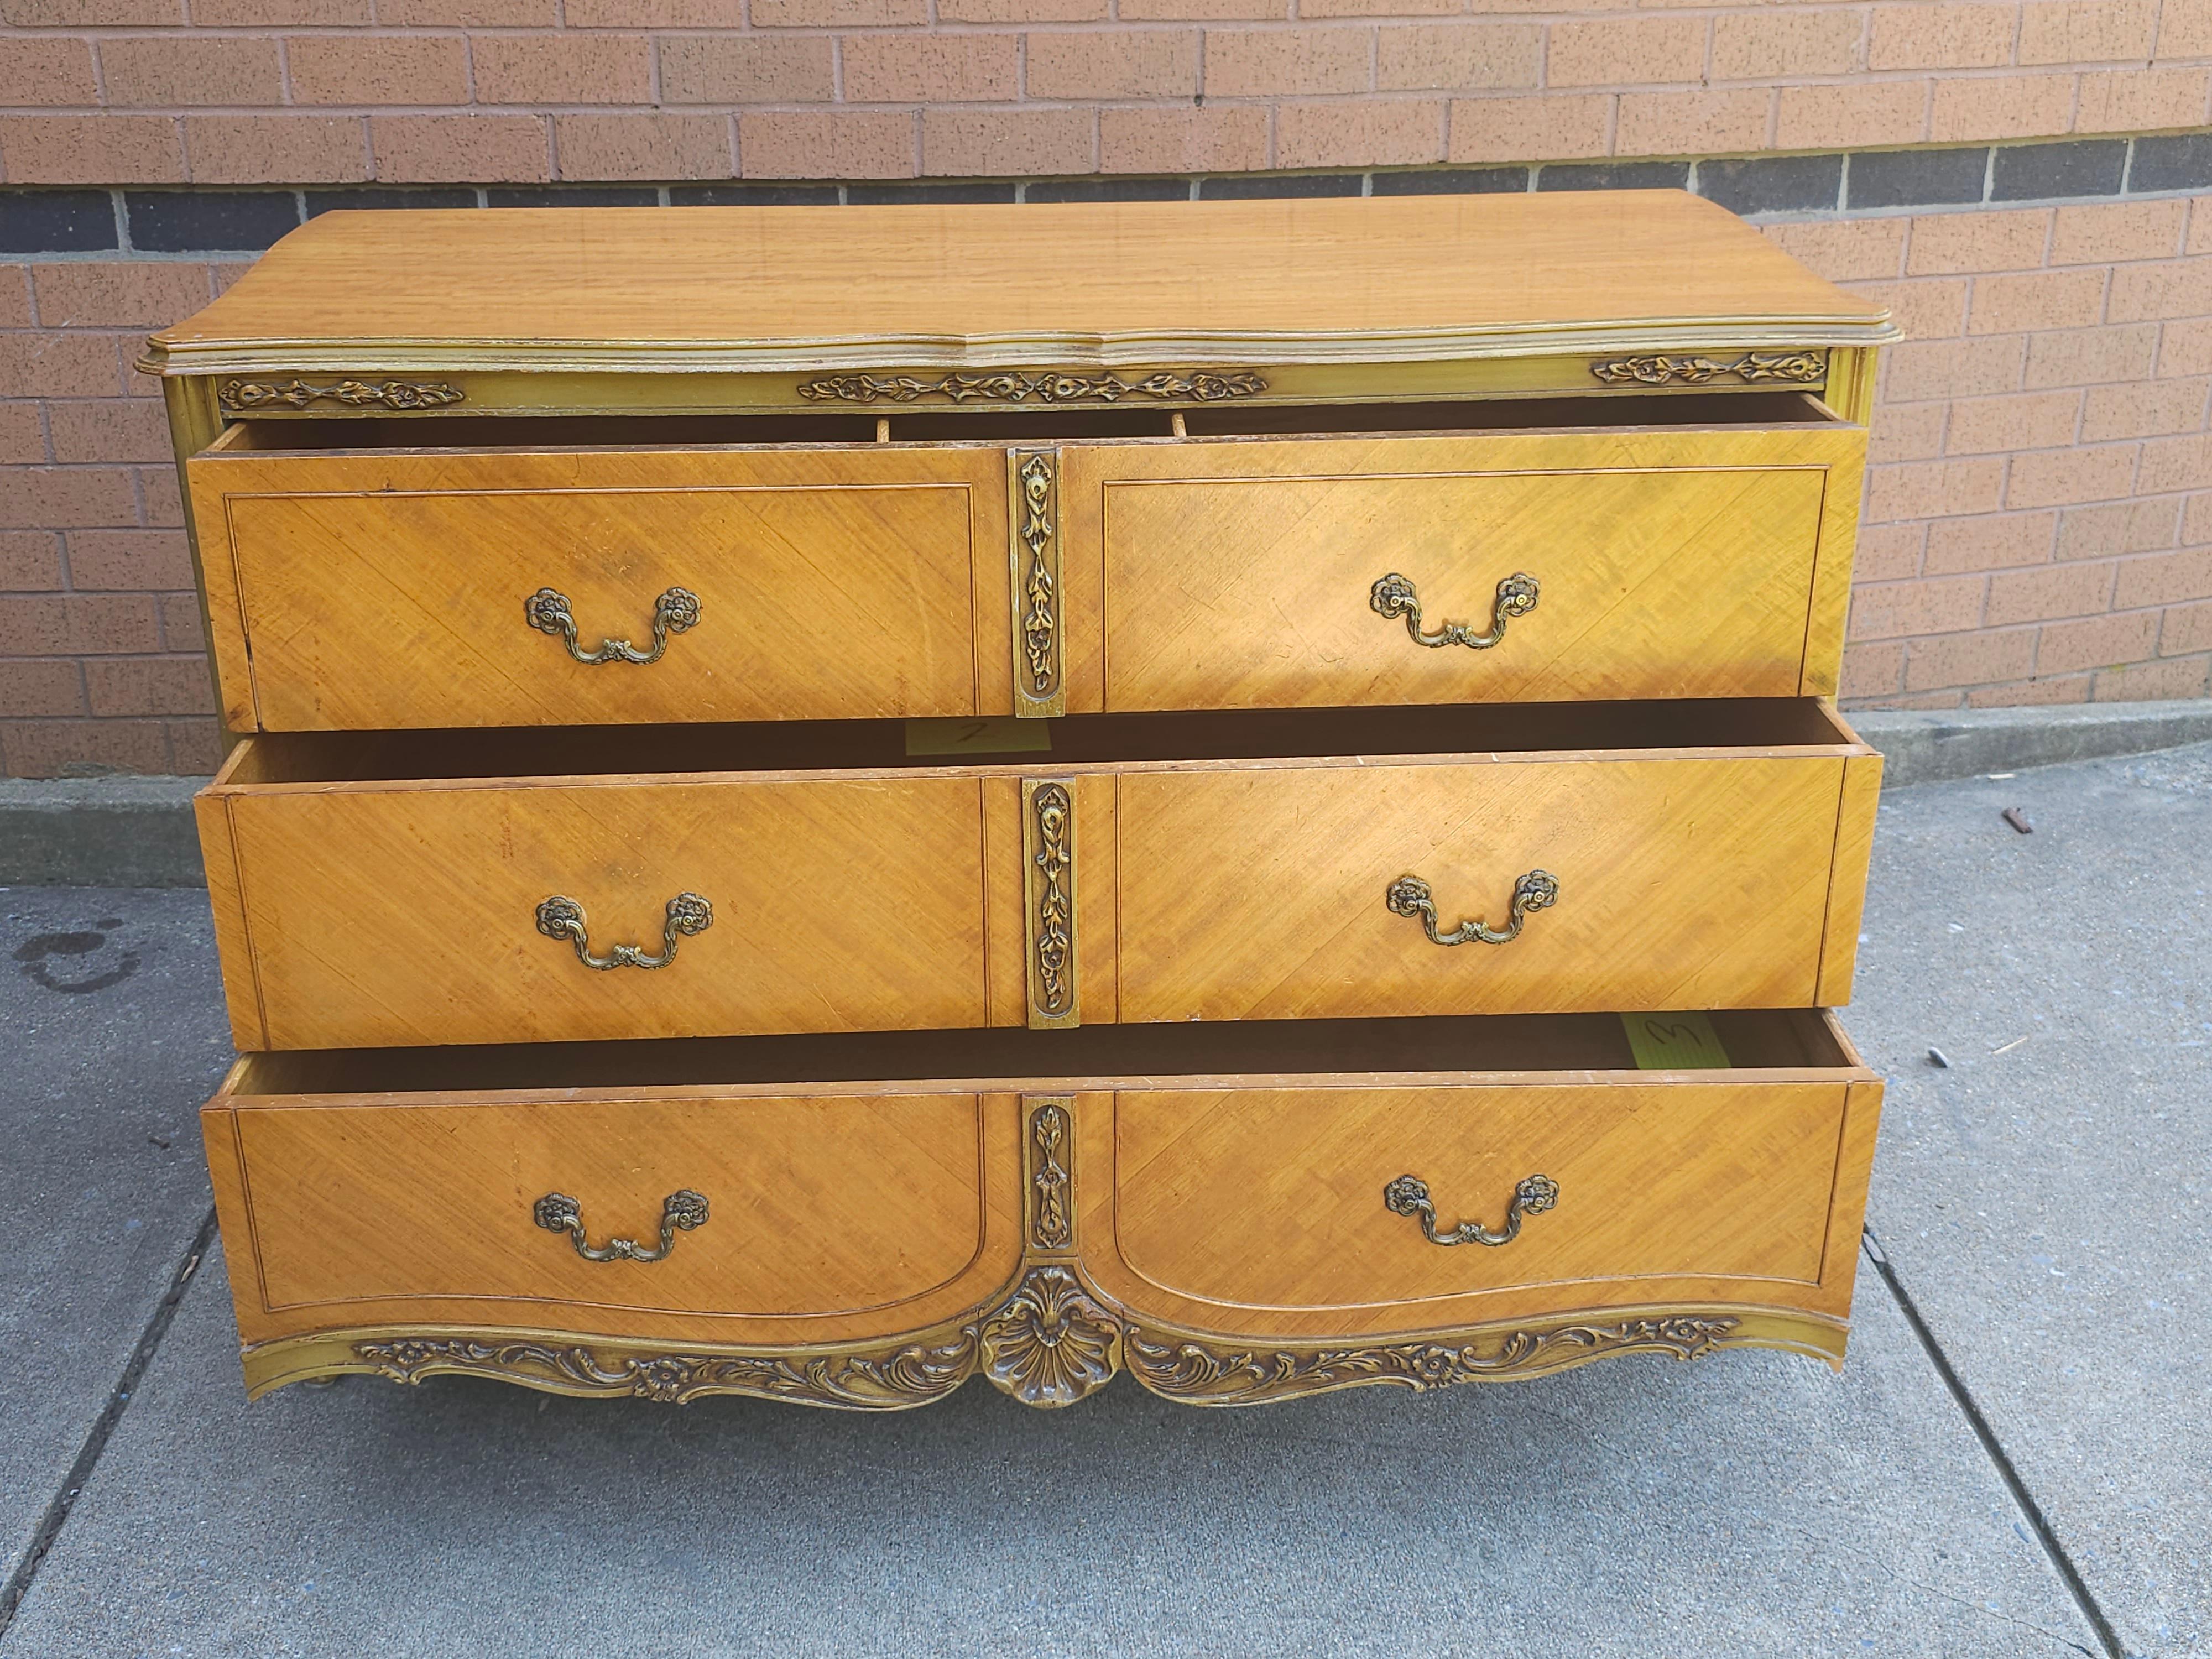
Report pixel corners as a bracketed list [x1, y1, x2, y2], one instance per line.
[206, 1009, 1881, 1407]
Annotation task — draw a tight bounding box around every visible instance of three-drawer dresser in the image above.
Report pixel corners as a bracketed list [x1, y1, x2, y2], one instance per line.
[145, 191, 1899, 1410]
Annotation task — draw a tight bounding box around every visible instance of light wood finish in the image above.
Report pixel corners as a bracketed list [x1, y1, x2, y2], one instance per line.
[159, 375, 237, 743]
[200, 758, 994, 1049]
[1817, 744, 1885, 1005]
[1106, 1079, 1855, 1332]
[1062, 418, 1865, 711]
[156, 194, 1894, 1408]
[1106, 749, 1874, 1022]
[189, 435, 1008, 732]
[205, 1078, 1022, 1350]
[1823, 346, 1881, 426]
[200, 1008, 1880, 1392]
[191, 788, 265, 1051]
[145, 195, 1893, 383]
[202, 701, 1874, 1048]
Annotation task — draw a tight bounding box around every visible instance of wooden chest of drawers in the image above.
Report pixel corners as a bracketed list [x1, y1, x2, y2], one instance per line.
[149, 192, 1897, 1409]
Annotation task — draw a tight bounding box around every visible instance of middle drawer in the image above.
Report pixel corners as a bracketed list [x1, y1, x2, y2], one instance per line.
[196, 701, 1879, 1051]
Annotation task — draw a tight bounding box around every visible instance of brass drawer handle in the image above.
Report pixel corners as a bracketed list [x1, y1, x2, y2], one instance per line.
[525, 585, 700, 665]
[1370, 571, 1538, 650]
[1385, 1173, 1558, 1248]
[535, 892, 712, 970]
[1387, 870, 1557, 946]
[534, 1190, 708, 1262]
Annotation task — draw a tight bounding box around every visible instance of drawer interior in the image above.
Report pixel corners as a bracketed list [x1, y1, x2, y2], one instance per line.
[227, 1008, 1862, 1097]
[208, 390, 1846, 457]
[217, 696, 1866, 785]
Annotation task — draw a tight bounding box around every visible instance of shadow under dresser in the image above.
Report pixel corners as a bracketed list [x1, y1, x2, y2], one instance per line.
[144, 189, 1900, 1408]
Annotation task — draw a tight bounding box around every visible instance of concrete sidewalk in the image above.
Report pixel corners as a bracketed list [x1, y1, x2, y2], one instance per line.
[0, 745, 2205, 1657]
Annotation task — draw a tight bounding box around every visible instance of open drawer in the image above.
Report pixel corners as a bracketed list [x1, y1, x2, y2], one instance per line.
[185, 412, 1013, 732]
[183, 392, 1864, 731]
[195, 698, 1880, 1051]
[211, 1008, 1883, 1401]
[1060, 390, 1866, 711]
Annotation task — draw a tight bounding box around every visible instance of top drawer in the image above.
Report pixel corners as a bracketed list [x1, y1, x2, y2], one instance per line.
[185, 393, 1864, 731]
[1059, 392, 1866, 712]
[186, 418, 1009, 732]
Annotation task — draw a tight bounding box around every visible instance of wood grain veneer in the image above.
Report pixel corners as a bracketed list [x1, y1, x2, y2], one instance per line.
[1065, 416, 1865, 710]
[204, 768, 993, 1050]
[189, 436, 1008, 733]
[204, 1010, 1880, 1358]
[206, 1084, 1024, 1352]
[190, 393, 1863, 733]
[158, 194, 1893, 1408]
[144, 194, 1895, 382]
[197, 700, 1875, 1050]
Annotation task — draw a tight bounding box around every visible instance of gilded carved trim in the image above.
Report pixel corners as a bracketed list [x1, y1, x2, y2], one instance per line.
[1588, 351, 1824, 387]
[267, 1302, 1822, 1410]
[975, 1266, 1121, 1408]
[1026, 1097, 1073, 1251]
[217, 377, 465, 413]
[797, 369, 1266, 406]
[1008, 450, 1064, 718]
[1122, 1316, 1741, 1406]
[353, 1332, 975, 1409]
[1021, 779, 1078, 1030]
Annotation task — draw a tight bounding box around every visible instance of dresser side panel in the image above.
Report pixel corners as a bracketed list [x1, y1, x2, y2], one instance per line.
[1815, 750, 1882, 1006]
[194, 790, 269, 1051]
[1799, 419, 1867, 696]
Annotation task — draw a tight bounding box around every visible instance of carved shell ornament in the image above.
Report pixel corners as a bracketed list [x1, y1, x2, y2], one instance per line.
[977, 1266, 1120, 1408]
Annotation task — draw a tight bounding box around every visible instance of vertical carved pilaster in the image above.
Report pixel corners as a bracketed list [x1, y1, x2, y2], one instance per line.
[1021, 778, 1078, 1029]
[1008, 449, 1065, 717]
[1026, 1096, 1073, 1250]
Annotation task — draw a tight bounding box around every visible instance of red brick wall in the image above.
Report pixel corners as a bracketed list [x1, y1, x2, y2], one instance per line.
[1773, 199, 2212, 708]
[4, 0, 2212, 773]
[1, 259, 236, 776]
[0, 1, 2206, 181]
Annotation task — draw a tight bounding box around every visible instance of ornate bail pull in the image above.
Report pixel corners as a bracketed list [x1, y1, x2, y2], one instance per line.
[525, 586, 700, 665]
[1386, 870, 1557, 946]
[534, 1190, 709, 1262]
[1370, 571, 1538, 650]
[1384, 1174, 1558, 1248]
[535, 893, 712, 970]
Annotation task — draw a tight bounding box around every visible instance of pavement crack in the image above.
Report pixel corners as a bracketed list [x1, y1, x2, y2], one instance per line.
[1863, 1226, 2128, 1659]
[0, 1206, 218, 1639]
[1762, 1516, 2100, 1656]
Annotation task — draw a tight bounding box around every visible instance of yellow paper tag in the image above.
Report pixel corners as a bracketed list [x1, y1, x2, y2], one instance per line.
[1621, 1011, 1731, 1070]
[904, 717, 1053, 757]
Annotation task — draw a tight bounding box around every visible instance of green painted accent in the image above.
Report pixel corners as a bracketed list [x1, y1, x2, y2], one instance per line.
[1622, 1011, 1731, 1070]
[904, 717, 1053, 757]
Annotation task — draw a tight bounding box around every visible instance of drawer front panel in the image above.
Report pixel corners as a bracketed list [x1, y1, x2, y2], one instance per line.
[220, 776, 991, 1048]
[1114, 755, 1845, 1020]
[1112, 1082, 1849, 1312]
[224, 1093, 989, 1321]
[1065, 425, 1863, 712]
[190, 446, 1001, 731]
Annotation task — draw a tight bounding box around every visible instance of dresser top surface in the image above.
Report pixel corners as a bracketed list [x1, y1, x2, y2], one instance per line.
[148, 191, 1893, 377]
